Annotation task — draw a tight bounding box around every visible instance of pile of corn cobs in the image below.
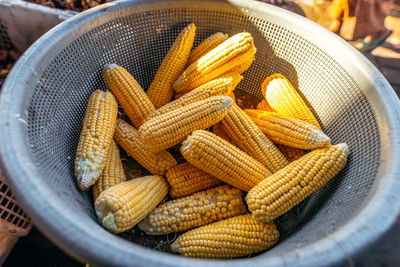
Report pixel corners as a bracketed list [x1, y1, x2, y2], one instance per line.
[74, 23, 349, 259]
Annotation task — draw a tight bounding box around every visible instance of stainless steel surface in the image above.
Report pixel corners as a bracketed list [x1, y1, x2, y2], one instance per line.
[0, 0, 399, 266]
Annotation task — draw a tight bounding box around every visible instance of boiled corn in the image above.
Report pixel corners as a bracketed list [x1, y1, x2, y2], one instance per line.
[212, 122, 235, 145]
[75, 90, 118, 190]
[257, 99, 274, 112]
[171, 214, 279, 259]
[93, 140, 126, 200]
[220, 104, 288, 173]
[277, 144, 306, 162]
[226, 53, 254, 75]
[103, 64, 155, 128]
[139, 185, 245, 235]
[173, 32, 256, 92]
[262, 73, 321, 129]
[166, 162, 222, 198]
[244, 109, 331, 149]
[147, 23, 196, 108]
[139, 96, 232, 153]
[181, 130, 271, 191]
[146, 74, 242, 120]
[246, 143, 349, 223]
[95, 175, 168, 233]
[229, 92, 236, 103]
[187, 32, 229, 65]
[114, 118, 177, 176]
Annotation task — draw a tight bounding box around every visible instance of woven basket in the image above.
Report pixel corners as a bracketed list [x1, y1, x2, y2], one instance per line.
[0, 175, 31, 264]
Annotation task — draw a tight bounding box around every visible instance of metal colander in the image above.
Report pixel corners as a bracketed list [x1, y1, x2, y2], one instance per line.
[0, 0, 399, 266]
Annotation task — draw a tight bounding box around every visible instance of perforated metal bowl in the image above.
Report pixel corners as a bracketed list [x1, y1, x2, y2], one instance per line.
[1, 0, 400, 266]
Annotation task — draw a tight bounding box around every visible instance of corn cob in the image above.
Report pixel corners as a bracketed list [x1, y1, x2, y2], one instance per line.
[220, 104, 288, 173]
[166, 163, 222, 198]
[139, 96, 233, 153]
[95, 175, 168, 233]
[246, 143, 349, 223]
[102, 64, 155, 128]
[229, 92, 236, 103]
[75, 90, 118, 190]
[139, 185, 245, 235]
[262, 73, 321, 129]
[93, 140, 126, 200]
[146, 74, 242, 120]
[146, 23, 196, 108]
[212, 122, 235, 145]
[244, 109, 331, 149]
[187, 32, 229, 65]
[181, 130, 271, 191]
[173, 73, 242, 100]
[257, 99, 274, 112]
[173, 91, 186, 99]
[277, 144, 305, 162]
[114, 118, 177, 176]
[171, 214, 279, 259]
[226, 53, 255, 75]
[173, 32, 256, 92]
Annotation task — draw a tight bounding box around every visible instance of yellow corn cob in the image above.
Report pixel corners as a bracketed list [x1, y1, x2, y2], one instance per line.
[225, 53, 255, 75]
[114, 118, 177, 176]
[173, 32, 256, 92]
[246, 143, 349, 223]
[257, 99, 274, 112]
[166, 163, 222, 198]
[93, 140, 126, 200]
[176, 54, 252, 98]
[173, 73, 243, 100]
[139, 96, 233, 153]
[146, 74, 242, 120]
[277, 144, 305, 162]
[173, 91, 186, 99]
[220, 104, 288, 173]
[146, 23, 196, 108]
[171, 214, 279, 259]
[139, 185, 245, 235]
[212, 123, 235, 145]
[75, 90, 118, 190]
[95, 175, 168, 233]
[181, 130, 271, 191]
[244, 109, 331, 149]
[102, 64, 155, 128]
[187, 32, 229, 65]
[262, 73, 321, 129]
[229, 92, 236, 103]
